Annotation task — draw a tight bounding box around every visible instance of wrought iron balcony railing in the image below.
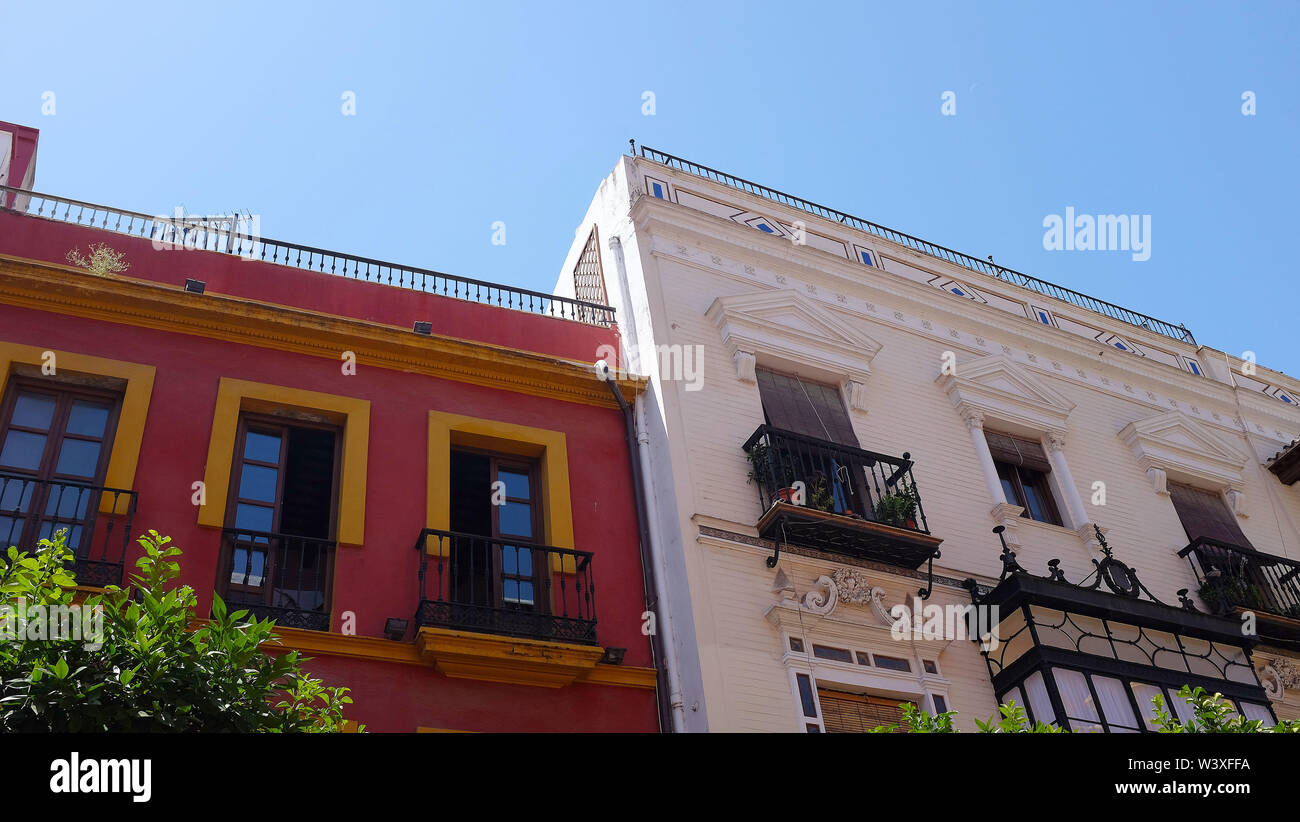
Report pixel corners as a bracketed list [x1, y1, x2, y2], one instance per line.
[216, 528, 336, 632]
[636, 144, 1195, 345]
[414, 528, 597, 645]
[742, 425, 941, 571]
[1178, 537, 1300, 622]
[0, 184, 616, 327]
[0, 473, 137, 588]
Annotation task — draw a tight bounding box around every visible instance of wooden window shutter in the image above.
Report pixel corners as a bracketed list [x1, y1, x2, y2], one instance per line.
[754, 368, 858, 446]
[571, 226, 607, 305]
[985, 431, 1053, 473]
[816, 689, 910, 733]
[1167, 481, 1253, 548]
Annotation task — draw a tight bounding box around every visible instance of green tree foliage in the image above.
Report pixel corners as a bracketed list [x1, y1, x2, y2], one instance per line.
[868, 687, 1300, 733]
[0, 529, 360, 732]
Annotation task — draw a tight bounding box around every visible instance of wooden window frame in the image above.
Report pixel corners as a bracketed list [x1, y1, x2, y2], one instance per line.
[995, 459, 1063, 526]
[0, 376, 123, 554]
[220, 412, 342, 607]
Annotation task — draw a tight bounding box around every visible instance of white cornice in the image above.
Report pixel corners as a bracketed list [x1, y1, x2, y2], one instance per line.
[1119, 410, 1250, 491]
[936, 353, 1076, 433]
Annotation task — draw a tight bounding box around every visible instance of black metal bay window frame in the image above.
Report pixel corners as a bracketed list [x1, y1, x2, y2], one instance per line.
[965, 527, 1276, 731]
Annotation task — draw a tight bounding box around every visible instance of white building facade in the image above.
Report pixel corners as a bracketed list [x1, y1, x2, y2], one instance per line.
[557, 145, 1300, 732]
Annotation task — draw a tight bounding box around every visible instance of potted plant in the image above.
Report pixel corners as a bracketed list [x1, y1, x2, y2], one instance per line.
[808, 475, 836, 513]
[745, 442, 797, 504]
[873, 486, 920, 529]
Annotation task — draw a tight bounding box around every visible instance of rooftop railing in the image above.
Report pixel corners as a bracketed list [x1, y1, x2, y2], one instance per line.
[636, 144, 1195, 345]
[0, 184, 616, 327]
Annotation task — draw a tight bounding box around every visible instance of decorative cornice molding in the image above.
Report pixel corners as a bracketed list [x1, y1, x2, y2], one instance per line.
[937, 352, 1076, 433]
[0, 257, 645, 409]
[1118, 409, 1249, 492]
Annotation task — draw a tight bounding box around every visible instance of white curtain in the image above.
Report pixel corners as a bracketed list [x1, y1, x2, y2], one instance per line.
[1052, 669, 1101, 732]
[1129, 682, 1164, 730]
[1092, 675, 1138, 732]
[1022, 672, 1057, 727]
[1241, 701, 1275, 726]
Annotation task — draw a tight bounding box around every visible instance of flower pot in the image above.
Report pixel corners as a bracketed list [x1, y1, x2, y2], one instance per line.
[775, 487, 798, 503]
[904, 517, 917, 530]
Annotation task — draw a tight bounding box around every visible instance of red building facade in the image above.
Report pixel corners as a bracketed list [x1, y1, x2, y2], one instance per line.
[0, 123, 659, 732]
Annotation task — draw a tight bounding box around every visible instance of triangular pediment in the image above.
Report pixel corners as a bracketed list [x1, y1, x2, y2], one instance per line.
[937, 354, 1075, 430]
[1119, 410, 1248, 486]
[706, 290, 881, 380]
[707, 290, 881, 357]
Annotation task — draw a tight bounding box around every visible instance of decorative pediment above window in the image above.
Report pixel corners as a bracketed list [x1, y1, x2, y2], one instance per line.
[936, 354, 1076, 431]
[705, 290, 880, 410]
[1118, 410, 1249, 493]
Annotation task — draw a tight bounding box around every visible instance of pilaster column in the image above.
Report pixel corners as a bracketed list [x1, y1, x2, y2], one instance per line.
[964, 410, 1006, 506]
[1044, 431, 1089, 530]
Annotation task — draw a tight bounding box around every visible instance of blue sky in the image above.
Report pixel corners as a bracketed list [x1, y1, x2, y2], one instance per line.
[5, 1, 1298, 374]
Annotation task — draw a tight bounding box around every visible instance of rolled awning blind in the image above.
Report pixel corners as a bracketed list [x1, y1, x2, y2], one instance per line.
[754, 368, 858, 447]
[1167, 481, 1253, 549]
[816, 689, 910, 733]
[984, 431, 1053, 473]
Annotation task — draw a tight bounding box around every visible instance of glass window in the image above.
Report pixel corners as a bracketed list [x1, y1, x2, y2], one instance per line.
[796, 673, 817, 718]
[1023, 671, 1057, 727]
[1054, 669, 1102, 732]
[1240, 701, 1275, 726]
[1129, 682, 1165, 730]
[1092, 675, 1139, 732]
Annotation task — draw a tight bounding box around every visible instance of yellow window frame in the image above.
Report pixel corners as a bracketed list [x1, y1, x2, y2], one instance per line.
[425, 411, 574, 570]
[0, 343, 155, 515]
[198, 378, 370, 547]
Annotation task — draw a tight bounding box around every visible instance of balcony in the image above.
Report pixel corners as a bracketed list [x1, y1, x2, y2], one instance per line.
[742, 425, 942, 570]
[1178, 537, 1300, 639]
[0, 473, 137, 587]
[216, 528, 336, 631]
[414, 528, 597, 645]
[0, 183, 616, 327]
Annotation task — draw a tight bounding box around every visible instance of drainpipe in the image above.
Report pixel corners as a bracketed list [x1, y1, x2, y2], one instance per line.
[600, 362, 680, 732]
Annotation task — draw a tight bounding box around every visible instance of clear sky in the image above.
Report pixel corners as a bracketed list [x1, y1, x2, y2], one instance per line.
[5, 1, 1298, 374]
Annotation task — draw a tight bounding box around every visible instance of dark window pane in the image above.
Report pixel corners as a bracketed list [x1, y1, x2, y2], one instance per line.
[44, 484, 91, 520]
[65, 401, 111, 437]
[11, 394, 56, 430]
[0, 516, 25, 545]
[933, 695, 949, 713]
[796, 673, 817, 717]
[54, 439, 101, 477]
[498, 469, 530, 500]
[873, 655, 912, 672]
[0, 477, 35, 511]
[0, 430, 47, 470]
[238, 464, 279, 503]
[234, 503, 274, 533]
[499, 501, 533, 537]
[243, 430, 282, 464]
[1019, 469, 1058, 524]
[812, 644, 854, 663]
[231, 546, 266, 586]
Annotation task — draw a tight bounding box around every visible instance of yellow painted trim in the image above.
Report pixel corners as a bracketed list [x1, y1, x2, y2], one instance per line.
[0, 256, 646, 410]
[578, 664, 658, 690]
[415, 626, 603, 688]
[426, 411, 574, 570]
[262, 626, 425, 665]
[0, 342, 155, 514]
[199, 378, 370, 547]
[262, 626, 654, 690]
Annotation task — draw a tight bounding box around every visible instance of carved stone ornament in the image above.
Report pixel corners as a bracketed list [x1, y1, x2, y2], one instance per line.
[799, 568, 901, 627]
[1260, 658, 1300, 699]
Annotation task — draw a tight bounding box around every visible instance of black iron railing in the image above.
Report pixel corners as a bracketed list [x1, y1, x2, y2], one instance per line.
[414, 528, 597, 645]
[0, 473, 137, 587]
[217, 528, 336, 631]
[742, 425, 930, 535]
[636, 144, 1195, 345]
[0, 184, 616, 327]
[1178, 537, 1300, 620]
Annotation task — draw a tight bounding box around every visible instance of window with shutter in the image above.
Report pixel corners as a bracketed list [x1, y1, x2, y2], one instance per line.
[1168, 482, 1252, 548]
[986, 431, 1062, 526]
[754, 368, 857, 446]
[816, 688, 911, 733]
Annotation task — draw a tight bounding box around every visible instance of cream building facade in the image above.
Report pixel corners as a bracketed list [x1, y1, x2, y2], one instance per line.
[557, 145, 1300, 732]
